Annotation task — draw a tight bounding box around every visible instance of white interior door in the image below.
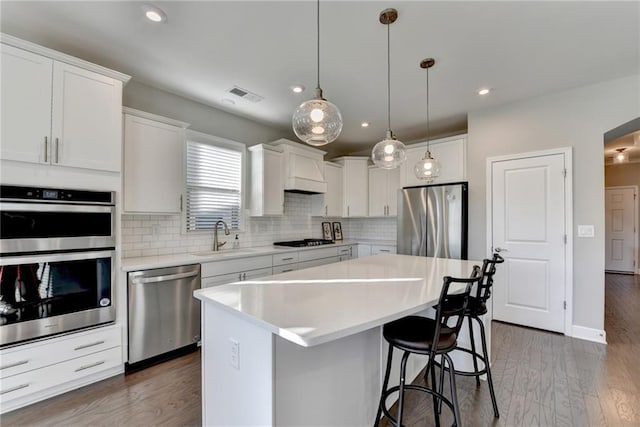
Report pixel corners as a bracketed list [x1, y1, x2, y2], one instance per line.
[490, 152, 567, 333]
[605, 187, 637, 273]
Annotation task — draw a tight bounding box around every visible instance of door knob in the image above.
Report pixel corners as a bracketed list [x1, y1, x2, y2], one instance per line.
[494, 247, 508, 253]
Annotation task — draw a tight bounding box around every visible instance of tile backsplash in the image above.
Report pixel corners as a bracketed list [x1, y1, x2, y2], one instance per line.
[122, 192, 396, 258]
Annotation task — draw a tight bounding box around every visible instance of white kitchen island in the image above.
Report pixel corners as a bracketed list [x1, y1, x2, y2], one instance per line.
[194, 254, 481, 426]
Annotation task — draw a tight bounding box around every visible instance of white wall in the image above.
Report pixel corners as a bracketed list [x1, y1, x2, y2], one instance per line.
[468, 74, 640, 332]
[123, 80, 291, 146]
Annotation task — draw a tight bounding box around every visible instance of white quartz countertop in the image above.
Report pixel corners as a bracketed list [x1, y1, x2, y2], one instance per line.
[120, 240, 395, 272]
[194, 254, 480, 347]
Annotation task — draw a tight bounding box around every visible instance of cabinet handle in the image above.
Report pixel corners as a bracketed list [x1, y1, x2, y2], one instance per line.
[281, 269, 293, 273]
[0, 359, 29, 370]
[347, 206, 350, 216]
[74, 340, 105, 351]
[379, 249, 391, 253]
[74, 360, 105, 372]
[44, 136, 48, 162]
[55, 137, 59, 163]
[282, 257, 294, 261]
[242, 273, 246, 280]
[325, 206, 328, 216]
[1, 383, 30, 395]
[238, 273, 242, 281]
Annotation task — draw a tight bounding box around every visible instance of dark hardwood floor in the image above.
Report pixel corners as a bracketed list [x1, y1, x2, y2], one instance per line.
[2, 273, 638, 426]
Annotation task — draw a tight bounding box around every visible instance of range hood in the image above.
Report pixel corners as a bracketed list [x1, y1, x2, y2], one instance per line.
[268, 139, 327, 194]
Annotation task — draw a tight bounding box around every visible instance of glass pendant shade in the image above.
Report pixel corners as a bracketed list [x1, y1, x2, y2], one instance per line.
[613, 149, 629, 164]
[292, 89, 343, 146]
[372, 130, 406, 169]
[414, 151, 441, 182]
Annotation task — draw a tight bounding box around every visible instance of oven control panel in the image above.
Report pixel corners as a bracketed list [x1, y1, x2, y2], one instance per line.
[0, 185, 114, 204]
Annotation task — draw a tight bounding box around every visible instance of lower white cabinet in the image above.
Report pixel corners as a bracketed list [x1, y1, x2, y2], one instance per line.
[201, 255, 273, 288]
[0, 324, 123, 413]
[338, 245, 354, 261]
[371, 244, 397, 255]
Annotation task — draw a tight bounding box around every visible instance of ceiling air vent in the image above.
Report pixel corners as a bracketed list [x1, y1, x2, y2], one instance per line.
[227, 86, 264, 103]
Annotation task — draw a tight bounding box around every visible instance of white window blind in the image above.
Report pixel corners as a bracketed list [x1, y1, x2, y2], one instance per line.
[185, 141, 242, 231]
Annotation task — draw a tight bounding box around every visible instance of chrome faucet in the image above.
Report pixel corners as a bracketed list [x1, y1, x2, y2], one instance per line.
[213, 220, 230, 251]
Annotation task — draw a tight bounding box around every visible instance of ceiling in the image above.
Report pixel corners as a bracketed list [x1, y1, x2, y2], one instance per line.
[1, 1, 638, 156]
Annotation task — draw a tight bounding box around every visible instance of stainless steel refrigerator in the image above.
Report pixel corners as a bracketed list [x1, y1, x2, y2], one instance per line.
[397, 182, 468, 259]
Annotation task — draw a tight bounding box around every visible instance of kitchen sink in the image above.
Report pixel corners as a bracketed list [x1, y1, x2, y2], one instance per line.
[191, 248, 263, 257]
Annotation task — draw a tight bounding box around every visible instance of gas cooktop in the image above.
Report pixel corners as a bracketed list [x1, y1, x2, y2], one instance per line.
[273, 239, 335, 247]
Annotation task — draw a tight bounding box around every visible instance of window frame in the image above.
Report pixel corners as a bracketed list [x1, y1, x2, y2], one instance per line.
[182, 129, 247, 234]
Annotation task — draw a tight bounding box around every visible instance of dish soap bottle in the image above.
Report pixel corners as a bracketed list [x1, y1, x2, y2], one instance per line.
[233, 234, 240, 249]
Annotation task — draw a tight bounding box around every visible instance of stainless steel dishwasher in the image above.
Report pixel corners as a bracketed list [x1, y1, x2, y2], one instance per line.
[127, 264, 201, 365]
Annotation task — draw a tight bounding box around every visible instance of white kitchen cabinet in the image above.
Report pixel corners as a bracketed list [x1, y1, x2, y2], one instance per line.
[333, 157, 369, 217]
[123, 109, 189, 214]
[0, 324, 123, 414]
[368, 166, 400, 217]
[249, 144, 284, 216]
[356, 244, 372, 258]
[371, 244, 397, 255]
[337, 245, 355, 261]
[312, 162, 343, 217]
[0, 39, 129, 173]
[401, 136, 467, 188]
[201, 255, 273, 288]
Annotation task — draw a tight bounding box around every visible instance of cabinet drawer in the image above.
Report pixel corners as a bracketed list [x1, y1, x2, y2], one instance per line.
[371, 245, 396, 255]
[272, 252, 299, 266]
[299, 257, 338, 269]
[273, 264, 298, 274]
[1, 325, 121, 379]
[298, 247, 339, 262]
[337, 246, 352, 256]
[0, 346, 122, 403]
[201, 255, 272, 278]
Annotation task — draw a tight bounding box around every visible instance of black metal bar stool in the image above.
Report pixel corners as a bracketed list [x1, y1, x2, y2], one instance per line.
[437, 253, 504, 419]
[374, 267, 482, 427]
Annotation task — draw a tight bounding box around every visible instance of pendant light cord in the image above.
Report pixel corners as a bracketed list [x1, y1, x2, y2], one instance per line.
[316, 0, 320, 90]
[386, 22, 391, 133]
[426, 65, 430, 152]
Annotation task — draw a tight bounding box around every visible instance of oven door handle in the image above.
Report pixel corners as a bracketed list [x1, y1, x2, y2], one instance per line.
[131, 271, 199, 285]
[0, 202, 113, 213]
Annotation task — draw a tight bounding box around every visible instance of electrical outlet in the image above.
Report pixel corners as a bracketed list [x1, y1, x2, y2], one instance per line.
[229, 338, 240, 370]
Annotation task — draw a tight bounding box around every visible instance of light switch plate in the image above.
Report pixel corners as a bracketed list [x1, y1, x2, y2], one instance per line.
[577, 225, 595, 238]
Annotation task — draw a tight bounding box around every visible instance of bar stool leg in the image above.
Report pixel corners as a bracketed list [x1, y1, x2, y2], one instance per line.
[430, 357, 441, 427]
[437, 354, 445, 415]
[443, 353, 462, 427]
[468, 316, 481, 387]
[477, 316, 499, 418]
[397, 351, 410, 427]
[375, 344, 394, 427]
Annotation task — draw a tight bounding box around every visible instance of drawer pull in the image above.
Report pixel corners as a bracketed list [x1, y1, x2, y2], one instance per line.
[379, 249, 390, 253]
[74, 340, 105, 351]
[281, 269, 294, 273]
[1, 359, 29, 370]
[1, 383, 30, 395]
[282, 257, 294, 261]
[74, 360, 105, 372]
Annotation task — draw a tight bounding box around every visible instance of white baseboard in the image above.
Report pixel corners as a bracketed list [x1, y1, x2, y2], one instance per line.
[571, 325, 607, 344]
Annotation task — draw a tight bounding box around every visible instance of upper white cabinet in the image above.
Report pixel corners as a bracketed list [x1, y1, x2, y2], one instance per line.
[312, 161, 343, 217]
[123, 108, 189, 214]
[249, 144, 284, 216]
[0, 38, 129, 173]
[333, 157, 369, 217]
[401, 136, 467, 188]
[368, 166, 400, 217]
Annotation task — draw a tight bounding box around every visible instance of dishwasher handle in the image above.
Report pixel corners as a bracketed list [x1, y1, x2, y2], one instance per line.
[131, 270, 199, 285]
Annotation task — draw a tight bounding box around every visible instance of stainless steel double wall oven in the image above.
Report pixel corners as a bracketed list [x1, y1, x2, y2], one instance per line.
[0, 185, 116, 347]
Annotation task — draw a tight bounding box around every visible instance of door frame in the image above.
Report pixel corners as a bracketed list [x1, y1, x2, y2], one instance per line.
[486, 147, 573, 336]
[604, 185, 639, 274]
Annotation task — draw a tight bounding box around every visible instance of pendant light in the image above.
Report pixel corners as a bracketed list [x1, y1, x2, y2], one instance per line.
[371, 8, 406, 169]
[292, 0, 342, 146]
[613, 148, 629, 163]
[414, 58, 441, 182]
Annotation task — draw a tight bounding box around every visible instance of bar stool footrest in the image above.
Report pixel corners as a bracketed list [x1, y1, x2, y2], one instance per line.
[380, 384, 457, 427]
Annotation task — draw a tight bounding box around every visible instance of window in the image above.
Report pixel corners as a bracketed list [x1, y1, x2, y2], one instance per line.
[184, 131, 245, 232]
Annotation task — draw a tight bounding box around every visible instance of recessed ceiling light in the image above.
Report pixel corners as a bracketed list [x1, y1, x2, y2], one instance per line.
[361, 122, 370, 128]
[291, 85, 305, 94]
[142, 4, 167, 23]
[478, 88, 491, 96]
[221, 98, 236, 106]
